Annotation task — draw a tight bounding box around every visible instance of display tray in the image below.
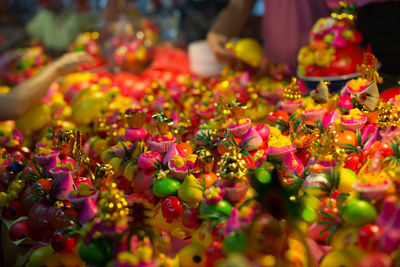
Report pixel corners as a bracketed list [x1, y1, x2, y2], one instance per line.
[298, 63, 381, 93]
[298, 72, 361, 93]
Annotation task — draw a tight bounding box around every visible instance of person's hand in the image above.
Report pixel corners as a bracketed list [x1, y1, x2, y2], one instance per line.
[53, 51, 94, 75]
[0, 50, 18, 72]
[207, 31, 235, 63]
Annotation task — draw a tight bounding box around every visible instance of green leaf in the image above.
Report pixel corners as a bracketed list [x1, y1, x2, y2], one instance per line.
[32, 162, 46, 179]
[394, 139, 400, 158]
[318, 210, 335, 220]
[383, 156, 395, 163]
[275, 118, 288, 126]
[344, 153, 356, 162]
[289, 113, 297, 122]
[241, 136, 255, 148]
[317, 220, 337, 226]
[152, 157, 168, 170]
[211, 218, 227, 228]
[318, 181, 331, 193]
[356, 129, 362, 147]
[396, 136, 400, 145]
[238, 198, 252, 210]
[200, 174, 206, 192]
[341, 144, 357, 150]
[228, 131, 238, 147]
[315, 120, 324, 133]
[362, 134, 373, 146]
[63, 231, 78, 241]
[293, 119, 301, 132]
[130, 141, 138, 152]
[336, 193, 349, 213]
[32, 183, 47, 196]
[319, 225, 333, 235]
[119, 139, 130, 157]
[389, 139, 400, 158]
[328, 224, 340, 244]
[199, 212, 228, 222]
[26, 172, 41, 182]
[25, 194, 44, 203]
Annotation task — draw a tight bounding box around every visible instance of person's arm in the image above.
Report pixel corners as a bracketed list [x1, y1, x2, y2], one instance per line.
[0, 52, 93, 121]
[207, 0, 254, 62]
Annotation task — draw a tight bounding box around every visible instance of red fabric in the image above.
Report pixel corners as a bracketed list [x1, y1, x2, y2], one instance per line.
[380, 87, 400, 101]
[148, 46, 190, 74]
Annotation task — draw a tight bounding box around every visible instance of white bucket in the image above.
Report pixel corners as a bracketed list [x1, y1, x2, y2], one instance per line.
[188, 40, 225, 77]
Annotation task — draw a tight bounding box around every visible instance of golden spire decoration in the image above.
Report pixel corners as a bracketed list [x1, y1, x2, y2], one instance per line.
[376, 101, 400, 129]
[283, 78, 302, 102]
[228, 99, 247, 121]
[312, 126, 345, 162]
[359, 53, 383, 84]
[152, 113, 173, 135]
[98, 182, 129, 226]
[217, 147, 248, 181]
[331, 1, 356, 24]
[290, 121, 320, 150]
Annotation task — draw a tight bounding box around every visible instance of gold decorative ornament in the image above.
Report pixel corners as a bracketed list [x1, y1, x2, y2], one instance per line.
[331, 1, 356, 23]
[98, 182, 129, 225]
[283, 78, 302, 102]
[125, 108, 146, 129]
[312, 125, 345, 162]
[228, 99, 247, 121]
[196, 148, 214, 173]
[310, 80, 330, 104]
[217, 147, 248, 181]
[152, 113, 174, 136]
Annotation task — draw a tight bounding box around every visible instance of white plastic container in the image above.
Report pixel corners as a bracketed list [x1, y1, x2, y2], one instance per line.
[188, 40, 225, 77]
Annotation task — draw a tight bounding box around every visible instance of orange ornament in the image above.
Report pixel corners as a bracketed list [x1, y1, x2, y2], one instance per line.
[217, 137, 241, 155]
[34, 178, 54, 193]
[176, 142, 193, 157]
[336, 130, 357, 149]
[196, 172, 218, 188]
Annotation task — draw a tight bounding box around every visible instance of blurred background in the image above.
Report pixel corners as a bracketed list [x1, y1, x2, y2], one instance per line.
[0, 0, 265, 53]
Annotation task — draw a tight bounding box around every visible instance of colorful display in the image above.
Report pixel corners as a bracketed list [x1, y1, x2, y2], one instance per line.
[297, 3, 365, 77]
[1, 6, 400, 267]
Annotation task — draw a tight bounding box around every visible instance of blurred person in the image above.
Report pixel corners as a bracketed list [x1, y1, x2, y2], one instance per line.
[0, 51, 93, 121]
[207, 0, 330, 73]
[207, 0, 399, 82]
[26, 0, 93, 51]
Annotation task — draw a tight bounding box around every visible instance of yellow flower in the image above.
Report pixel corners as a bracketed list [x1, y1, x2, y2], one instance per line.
[205, 186, 221, 200]
[358, 172, 386, 185]
[269, 126, 282, 137]
[37, 146, 54, 155]
[304, 103, 322, 111]
[136, 245, 153, 262]
[185, 154, 197, 164]
[165, 132, 173, 139]
[268, 134, 292, 148]
[342, 108, 364, 121]
[55, 161, 74, 170]
[156, 170, 169, 180]
[253, 149, 264, 162]
[118, 252, 139, 265]
[238, 118, 247, 124]
[240, 206, 252, 218]
[172, 155, 185, 168]
[348, 78, 368, 92]
[76, 183, 94, 196]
